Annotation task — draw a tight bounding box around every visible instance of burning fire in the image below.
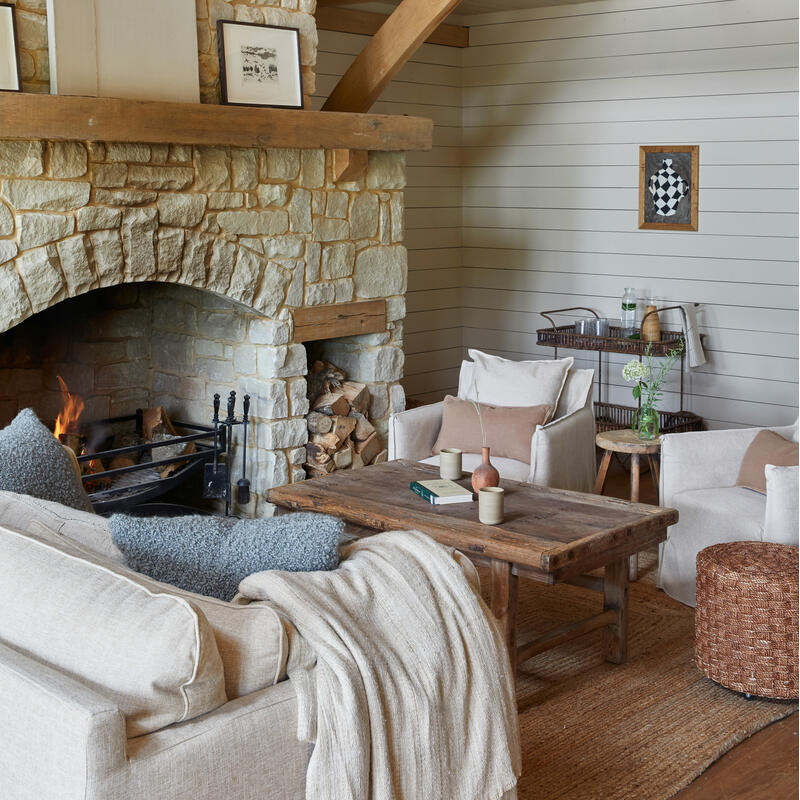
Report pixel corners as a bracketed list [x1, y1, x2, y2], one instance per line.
[53, 376, 84, 440]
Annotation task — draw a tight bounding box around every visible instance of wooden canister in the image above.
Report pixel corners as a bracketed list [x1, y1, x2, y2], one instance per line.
[642, 304, 661, 342]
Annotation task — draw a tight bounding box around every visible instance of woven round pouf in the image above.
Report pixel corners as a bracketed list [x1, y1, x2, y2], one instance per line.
[695, 541, 799, 700]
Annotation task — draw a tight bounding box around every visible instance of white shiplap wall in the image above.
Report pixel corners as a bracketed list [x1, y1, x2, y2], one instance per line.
[461, 0, 799, 428]
[314, 32, 464, 403]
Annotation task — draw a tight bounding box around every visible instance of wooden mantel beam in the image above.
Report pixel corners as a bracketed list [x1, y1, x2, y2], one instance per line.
[321, 0, 465, 114]
[316, 6, 469, 49]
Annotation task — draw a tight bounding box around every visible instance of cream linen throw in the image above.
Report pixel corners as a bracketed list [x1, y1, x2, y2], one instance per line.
[237, 530, 521, 800]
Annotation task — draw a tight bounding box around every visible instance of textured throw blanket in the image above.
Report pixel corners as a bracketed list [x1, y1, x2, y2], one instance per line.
[237, 530, 521, 800]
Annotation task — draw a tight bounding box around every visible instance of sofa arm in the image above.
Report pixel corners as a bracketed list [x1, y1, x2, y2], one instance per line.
[0, 642, 126, 800]
[388, 401, 444, 462]
[660, 427, 766, 507]
[764, 465, 799, 545]
[529, 405, 596, 492]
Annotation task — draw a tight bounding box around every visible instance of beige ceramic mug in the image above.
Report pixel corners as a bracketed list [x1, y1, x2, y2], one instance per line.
[439, 448, 463, 480]
[479, 486, 504, 525]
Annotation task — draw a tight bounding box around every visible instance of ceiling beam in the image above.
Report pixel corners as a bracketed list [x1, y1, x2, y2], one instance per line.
[316, 6, 469, 48]
[321, 0, 465, 114]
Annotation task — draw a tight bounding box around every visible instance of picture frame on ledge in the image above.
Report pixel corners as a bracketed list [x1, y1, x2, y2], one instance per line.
[0, 2, 22, 92]
[638, 145, 699, 232]
[217, 20, 303, 109]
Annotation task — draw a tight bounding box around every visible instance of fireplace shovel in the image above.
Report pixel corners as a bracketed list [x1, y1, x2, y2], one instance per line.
[204, 393, 228, 499]
[236, 394, 251, 505]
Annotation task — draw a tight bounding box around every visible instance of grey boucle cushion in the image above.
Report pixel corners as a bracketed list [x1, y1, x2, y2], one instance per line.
[109, 512, 344, 601]
[0, 409, 94, 513]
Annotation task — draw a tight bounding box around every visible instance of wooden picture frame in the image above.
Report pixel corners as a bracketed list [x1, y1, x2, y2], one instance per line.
[217, 21, 303, 109]
[638, 145, 699, 232]
[0, 2, 22, 93]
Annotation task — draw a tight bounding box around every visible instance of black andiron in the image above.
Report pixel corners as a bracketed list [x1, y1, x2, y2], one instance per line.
[203, 390, 253, 515]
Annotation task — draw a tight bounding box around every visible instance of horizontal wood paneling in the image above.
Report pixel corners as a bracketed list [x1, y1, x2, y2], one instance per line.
[317, 30, 464, 400]
[461, 0, 798, 428]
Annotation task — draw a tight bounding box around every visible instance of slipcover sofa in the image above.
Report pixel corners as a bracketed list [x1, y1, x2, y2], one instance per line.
[388, 359, 596, 492]
[0, 491, 311, 800]
[658, 424, 799, 607]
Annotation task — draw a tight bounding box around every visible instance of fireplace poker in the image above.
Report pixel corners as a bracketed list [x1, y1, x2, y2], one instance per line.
[225, 391, 236, 515]
[236, 394, 251, 506]
[203, 393, 228, 499]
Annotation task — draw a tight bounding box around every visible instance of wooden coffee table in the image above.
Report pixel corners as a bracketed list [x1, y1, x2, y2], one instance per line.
[268, 460, 678, 675]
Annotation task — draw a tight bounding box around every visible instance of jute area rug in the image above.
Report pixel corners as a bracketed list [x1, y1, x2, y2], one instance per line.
[479, 554, 797, 800]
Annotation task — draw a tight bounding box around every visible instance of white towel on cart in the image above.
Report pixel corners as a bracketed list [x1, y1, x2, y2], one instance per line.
[680, 303, 706, 368]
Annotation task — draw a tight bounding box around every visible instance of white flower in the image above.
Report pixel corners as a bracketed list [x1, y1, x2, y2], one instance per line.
[622, 360, 648, 383]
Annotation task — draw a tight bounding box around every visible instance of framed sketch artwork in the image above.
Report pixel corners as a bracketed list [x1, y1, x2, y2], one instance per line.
[0, 3, 21, 92]
[217, 21, 303, 109]
[639, 145, 699, 232]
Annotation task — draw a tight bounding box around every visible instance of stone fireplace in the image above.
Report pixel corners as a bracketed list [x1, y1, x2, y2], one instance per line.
[0, 140, 408, 516]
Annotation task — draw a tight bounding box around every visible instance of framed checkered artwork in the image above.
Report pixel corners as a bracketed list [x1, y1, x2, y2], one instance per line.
[638, 145, 698, 231]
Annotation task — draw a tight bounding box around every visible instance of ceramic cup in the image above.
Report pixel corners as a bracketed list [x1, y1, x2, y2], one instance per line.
[479, 486, 504, 525]
[439, 448, 463, 480]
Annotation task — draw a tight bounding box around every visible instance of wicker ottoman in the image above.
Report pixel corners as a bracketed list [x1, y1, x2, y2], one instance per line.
[695, 541, 799, 700]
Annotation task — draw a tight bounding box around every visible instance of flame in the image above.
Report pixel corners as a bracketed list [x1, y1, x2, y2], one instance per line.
[53, 376, 84, 439]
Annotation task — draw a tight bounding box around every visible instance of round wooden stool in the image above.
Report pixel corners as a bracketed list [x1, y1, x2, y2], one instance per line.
[594, 428, 661, 580]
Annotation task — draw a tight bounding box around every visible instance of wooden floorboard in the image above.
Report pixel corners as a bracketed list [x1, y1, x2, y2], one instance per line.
[601, 456, 799, 800]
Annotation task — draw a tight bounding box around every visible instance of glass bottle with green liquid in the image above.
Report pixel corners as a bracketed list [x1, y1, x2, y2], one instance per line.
[621, 288, 637, 338]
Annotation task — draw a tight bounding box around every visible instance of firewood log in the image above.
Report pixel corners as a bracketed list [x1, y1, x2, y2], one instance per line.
[305, 460, 335, 477]
[312, 391, 350, 417]
[353, 414, 375, 442]
[341, 381, 370, 414]
[330, 415, 357, 444]
[312, 432, 341, 451]
[371, 449, 388, 465]
[351, 450, 365, 470]
[355, 433, 381, 466]
[333, 446, 353, 469]
[307, 411, 333, 434]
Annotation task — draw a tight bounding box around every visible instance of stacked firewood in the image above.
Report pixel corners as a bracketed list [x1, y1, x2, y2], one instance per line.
[304, 360, 387, 478]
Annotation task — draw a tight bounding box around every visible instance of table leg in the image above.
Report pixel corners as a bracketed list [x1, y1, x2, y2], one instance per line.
[603, 557, 629, 664]
[629, 453, 640, 580]
[491, 559, 518, 673]
[648, 453, 660, 493]
[594, 449, 612, 495]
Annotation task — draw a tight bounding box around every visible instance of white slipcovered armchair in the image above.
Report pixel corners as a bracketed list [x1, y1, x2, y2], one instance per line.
[658, 424, 799, 607]
[388, 360, 596, 493]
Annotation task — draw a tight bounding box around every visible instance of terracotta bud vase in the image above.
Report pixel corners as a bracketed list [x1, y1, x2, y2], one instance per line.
[472, 446, 500, 493]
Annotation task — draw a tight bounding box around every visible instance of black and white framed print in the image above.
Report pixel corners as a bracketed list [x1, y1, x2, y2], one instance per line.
[0, 3, 22, 92]
[217, 21, 303, 109]
[638, 145, 699, 231]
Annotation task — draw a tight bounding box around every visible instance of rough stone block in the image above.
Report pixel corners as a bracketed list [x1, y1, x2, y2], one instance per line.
[57, 235, 95, 295]
[0, 200, 13, 236]
[264, 148, 300, 181]
[227, 247, 264, 308]
[389, 383, 406, 414]
[128, 165, 194, 190]
[258, 183, 290, 207]
[368, 384, 389, 420]
[158, 193, 207, 227]
[121, 207, 157, 280]
[4, 179, 90, 210]
[300, 150, 324, 188]
[198, 310, 246, 342]
[169, 144, 193, 162]
[366, 152, 406, 190]
[263, 234, 305, 259]
[349, 192, 379, 239]
[312, 217, 348, 242]
[194, 146, 230, 191]
[252, 260, 291, 318]
[196, 339, 223, 358]
[106, 143, 151, 162]
[181, 231, 213, 286]
[252, 451, 289, 495]
[259, 418, 307, 450]
[354, 245, 407, 298]
[0, 263, 31, 331]
[208, 191, 244, 209]
[89, 229, 124, 286]
[241, 377, 289, 420]
[261, 8, 317, 65]
[305, 240, 321, 282]
[0, 240, 17, 265]
[249, 317, 291, 346]
[206, 238, 236, 294]
[0, 140, 44, 177]
[94, 189, 158, 207]
[96, 360, 149, 390]
[326, 191, 348, 219]
[289, 187, 311, 232]
[49, 142, 88, 178]
[231, 148, 258, 189]
[304, 282, 335, 306]
[151, 333, 194, 372]
[217, 209, 289, 235]
[288, 377, 308, 416]
[321, 242, 355, 279]
[233, 344, 257, 375]
[18, 213, 74, 250]
[92, 163, 128, 188]
[76, 206, 121, 232]
[15, 246, 65, 312]
[156, 227, 185, 279]
[333, 277, 354, 302]
[390, 193, 404, 242]
[284, 261, 304, 308]
[196, 356, 235, 383]
[386, 295, 406, 322]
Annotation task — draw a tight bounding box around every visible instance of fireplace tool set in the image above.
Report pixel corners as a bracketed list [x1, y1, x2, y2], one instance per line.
[203, 391, 252, 516]
[76, 392, 254, 516]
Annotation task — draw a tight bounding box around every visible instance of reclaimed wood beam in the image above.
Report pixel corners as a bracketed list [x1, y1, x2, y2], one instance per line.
[292, 300, 387, 343]
[322, 0, 465, 114]
[316, 6, 469, 49]
[0, 93, 433, 151]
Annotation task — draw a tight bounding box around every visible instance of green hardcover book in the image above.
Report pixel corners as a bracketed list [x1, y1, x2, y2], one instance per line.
[410, 479, 474, 505]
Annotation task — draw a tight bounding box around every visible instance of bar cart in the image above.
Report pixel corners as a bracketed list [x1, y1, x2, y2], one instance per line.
[537, 306, 703, 434]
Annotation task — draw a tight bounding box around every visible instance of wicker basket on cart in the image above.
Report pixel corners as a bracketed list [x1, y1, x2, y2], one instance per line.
[594, 402, 702, 434]
[695, 541, 799, 700]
